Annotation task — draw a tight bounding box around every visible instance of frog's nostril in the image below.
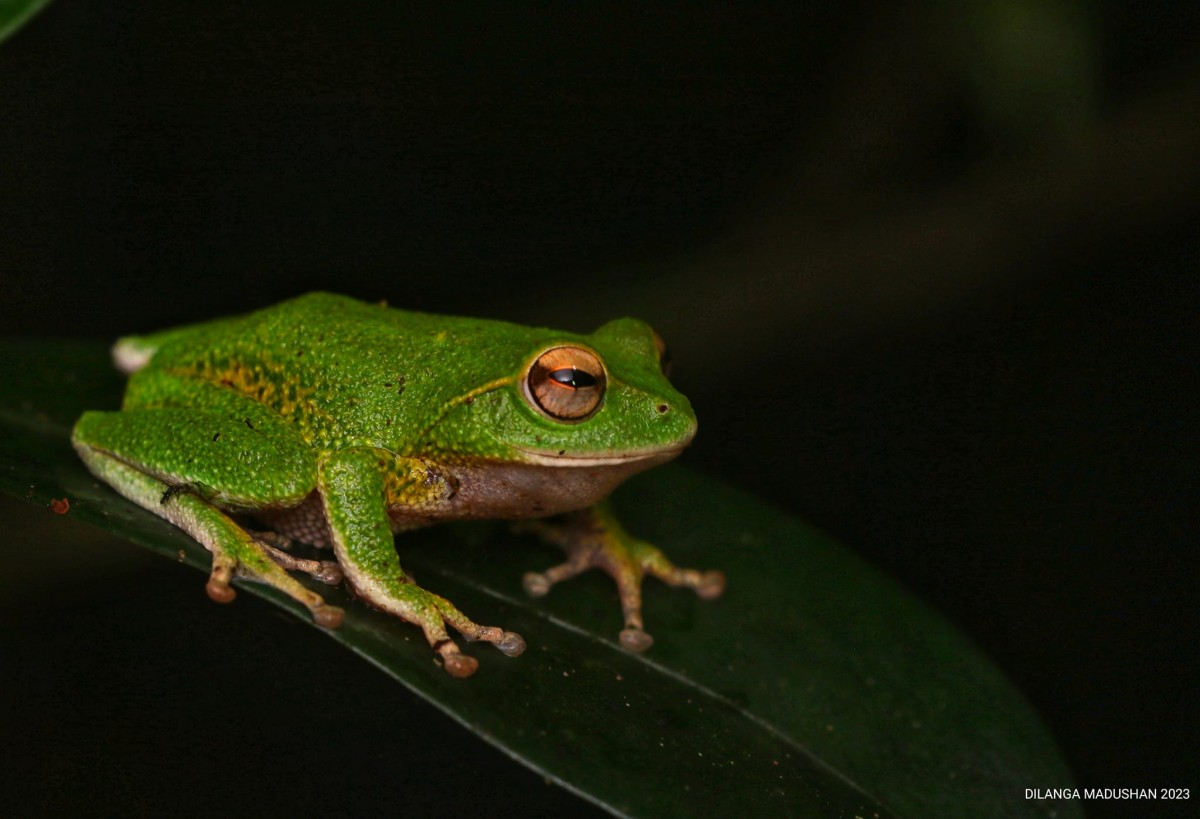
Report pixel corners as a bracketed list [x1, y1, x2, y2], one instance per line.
[656, 404, 669, 414]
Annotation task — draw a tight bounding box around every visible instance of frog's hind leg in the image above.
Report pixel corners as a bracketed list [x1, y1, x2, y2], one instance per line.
[73, 409, 344, 628]
[520, 500, 725, 652]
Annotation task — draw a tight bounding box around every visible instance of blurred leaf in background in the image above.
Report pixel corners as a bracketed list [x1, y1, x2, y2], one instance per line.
[0, 0, 52, 44]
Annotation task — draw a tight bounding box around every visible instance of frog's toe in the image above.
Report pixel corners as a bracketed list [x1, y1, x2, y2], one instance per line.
[311, 604, 345, 629]
[205, 552, 238, 603]
[642, 560, 727, 600]
[521, 552, 592, 599]
[205, 577, 237, 603]
[465, 626, 526, 657]
[695, 570, 726, 600]
[310, 562, 345, 585]
[495, 630, 527, 657]
[434, 640, 480, 678]
[619, 627, 654, 652]
[522, 571, 551, 597]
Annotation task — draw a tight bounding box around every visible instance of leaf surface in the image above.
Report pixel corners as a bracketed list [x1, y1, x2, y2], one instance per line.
[0, 339, 1077, 818]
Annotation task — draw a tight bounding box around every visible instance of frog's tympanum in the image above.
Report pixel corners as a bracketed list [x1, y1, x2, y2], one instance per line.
[73, 293, 724, 676]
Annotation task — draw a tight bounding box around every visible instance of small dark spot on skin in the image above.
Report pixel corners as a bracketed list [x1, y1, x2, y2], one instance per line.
[383, 382, 393, 388]
[213, 433, 221, 442]
[377, 460, 386, 468]
[50, 497, 70, 515]
[464, 396, 474, 405]
[160, 484, 189, 505]
[244, 418, 254, 429]
[657, 404, 669, 414]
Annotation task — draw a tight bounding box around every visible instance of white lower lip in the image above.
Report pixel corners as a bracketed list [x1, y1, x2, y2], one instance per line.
[514, 447, 683, 467]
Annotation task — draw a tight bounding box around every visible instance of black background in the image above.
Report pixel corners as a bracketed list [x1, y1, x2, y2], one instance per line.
[2, 3, 1197, 817]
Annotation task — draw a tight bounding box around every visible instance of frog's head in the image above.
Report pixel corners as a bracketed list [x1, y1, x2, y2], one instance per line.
[425, 317, 697, 475]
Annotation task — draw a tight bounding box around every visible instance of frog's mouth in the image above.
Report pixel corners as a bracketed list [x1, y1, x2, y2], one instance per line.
[511, 444, 688, 468]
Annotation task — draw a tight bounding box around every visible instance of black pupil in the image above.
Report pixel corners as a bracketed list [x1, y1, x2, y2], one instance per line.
[548, 368, 596, 389]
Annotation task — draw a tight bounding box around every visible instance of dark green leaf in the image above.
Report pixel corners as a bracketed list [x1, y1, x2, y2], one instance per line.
[0, 339, 1078, 818]
[0, 0, 53, 45]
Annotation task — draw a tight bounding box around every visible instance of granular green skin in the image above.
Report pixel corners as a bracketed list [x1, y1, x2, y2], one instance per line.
[72, 293, 725, 676]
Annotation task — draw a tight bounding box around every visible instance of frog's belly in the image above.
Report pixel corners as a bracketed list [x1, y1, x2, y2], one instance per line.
[252, 454, 671, 543]
[252, 492, 332, 547]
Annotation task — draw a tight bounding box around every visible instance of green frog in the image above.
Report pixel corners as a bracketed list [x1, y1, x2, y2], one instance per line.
[73, 293, 724, 676]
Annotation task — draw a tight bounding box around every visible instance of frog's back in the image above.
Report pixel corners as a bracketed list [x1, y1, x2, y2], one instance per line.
[113, 293, 572, 446]
[116, 293, 518, 375]
[216, 293, 514, 373]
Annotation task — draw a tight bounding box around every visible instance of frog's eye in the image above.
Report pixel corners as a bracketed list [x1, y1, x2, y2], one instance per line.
[526, 346, 606, 421]
[651, 328, 673, 379]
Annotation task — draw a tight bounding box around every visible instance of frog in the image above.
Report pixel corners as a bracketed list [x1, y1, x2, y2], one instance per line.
[72, 292, 725, 677]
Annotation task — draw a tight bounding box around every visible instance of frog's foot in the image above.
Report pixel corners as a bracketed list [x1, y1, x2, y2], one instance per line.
[350, 579, 526, 677]
[520, 506, 725, 652]
[186, 517, 345, 629]
[249, 530, 344, 586]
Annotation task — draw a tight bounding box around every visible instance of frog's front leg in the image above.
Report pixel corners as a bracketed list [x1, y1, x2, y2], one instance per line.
[521, 500, 725, 651]
[317, 448, 526, 677]
[247, 530, 344, 586]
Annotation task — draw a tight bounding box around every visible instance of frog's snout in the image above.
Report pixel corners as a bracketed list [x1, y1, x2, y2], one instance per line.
[655, 400, 698, 448]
